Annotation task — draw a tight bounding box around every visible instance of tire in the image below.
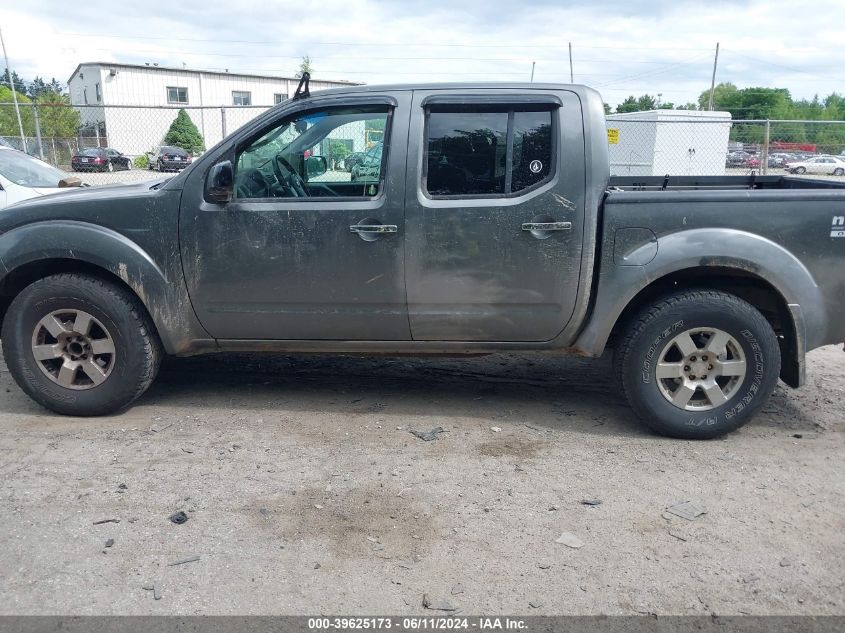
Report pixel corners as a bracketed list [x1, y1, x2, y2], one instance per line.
[833, 168, 844, 176]
[615, 290, 780, 439]
[794, 167, 806, 174]
[1, 274, 162, 416]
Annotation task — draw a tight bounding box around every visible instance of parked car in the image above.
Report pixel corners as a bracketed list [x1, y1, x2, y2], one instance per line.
[343, 151, 367, 172]
[147, 146, 192, 172]
[350, 142, 383, 182]
[0, 146, 84, 209]
[70, 147, 132, 173]
[768, 153, 792, 168]
[725, 151, 751, 167]
[0, 82, 844, 441]
[742, 155, 761, 168]
[785, 155, 845, 175]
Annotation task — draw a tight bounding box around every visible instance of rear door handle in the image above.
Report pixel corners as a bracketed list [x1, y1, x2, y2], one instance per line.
[350, 224, 398, 234]
[521, 222, 572, 231]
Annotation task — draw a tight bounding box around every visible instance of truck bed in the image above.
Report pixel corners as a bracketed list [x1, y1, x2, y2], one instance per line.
[600, 174, 845, 361]
[608, 174, 845, 191]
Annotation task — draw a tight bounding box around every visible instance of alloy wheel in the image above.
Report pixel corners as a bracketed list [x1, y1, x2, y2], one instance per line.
[654, 327, 746, 411]
[30, 309, 116, 390]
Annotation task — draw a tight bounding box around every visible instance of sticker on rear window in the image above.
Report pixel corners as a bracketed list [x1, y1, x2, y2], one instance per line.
[832, 215, 845, 238]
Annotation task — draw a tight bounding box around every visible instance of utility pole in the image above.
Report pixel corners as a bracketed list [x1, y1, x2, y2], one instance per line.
[707, 42, 720, 111]
[0, 25, 26, 145]
[530, 61, 535, 82]
[568, 42, 574, 83]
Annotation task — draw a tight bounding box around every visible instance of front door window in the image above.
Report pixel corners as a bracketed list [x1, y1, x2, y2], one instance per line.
[235, 106, 390, 200]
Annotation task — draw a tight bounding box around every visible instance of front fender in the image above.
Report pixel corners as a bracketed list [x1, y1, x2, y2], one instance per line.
[0, 220, 209, 354]
[574, 228, 823, 361]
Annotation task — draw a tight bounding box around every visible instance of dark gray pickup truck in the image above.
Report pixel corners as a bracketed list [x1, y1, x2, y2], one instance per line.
[0, 82, 843, 438]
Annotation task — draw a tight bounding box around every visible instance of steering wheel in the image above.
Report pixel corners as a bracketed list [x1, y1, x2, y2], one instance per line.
[272, 154, 308, 197]
[235, 168, 271, 199]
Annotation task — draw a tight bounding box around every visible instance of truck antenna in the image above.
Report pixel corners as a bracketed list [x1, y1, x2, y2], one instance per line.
[293, 72, 311, 100]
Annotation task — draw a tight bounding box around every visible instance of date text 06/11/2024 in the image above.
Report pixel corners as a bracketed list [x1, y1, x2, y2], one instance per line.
[307, 617, 528, 630]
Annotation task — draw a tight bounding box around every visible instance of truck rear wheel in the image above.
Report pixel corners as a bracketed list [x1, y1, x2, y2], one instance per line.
[615, 290, 780, 439]
[1, 273, 162, 416]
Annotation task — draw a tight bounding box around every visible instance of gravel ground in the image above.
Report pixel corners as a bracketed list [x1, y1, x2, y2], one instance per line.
[0, 346, 842, 615]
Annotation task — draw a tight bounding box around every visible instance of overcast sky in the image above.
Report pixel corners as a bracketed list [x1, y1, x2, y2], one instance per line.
[1, 0, 843, 108]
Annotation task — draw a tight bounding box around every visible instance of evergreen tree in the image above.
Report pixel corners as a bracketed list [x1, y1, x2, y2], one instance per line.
[0, 68, 25, 92]
[163, 109, 205, 154]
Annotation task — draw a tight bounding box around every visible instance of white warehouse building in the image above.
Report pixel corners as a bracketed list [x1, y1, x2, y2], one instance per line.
[67, 62, 356, 156]
[606, 109, 733, 176]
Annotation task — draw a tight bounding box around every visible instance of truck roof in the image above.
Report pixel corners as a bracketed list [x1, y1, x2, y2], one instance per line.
[308, 81, 602, 99]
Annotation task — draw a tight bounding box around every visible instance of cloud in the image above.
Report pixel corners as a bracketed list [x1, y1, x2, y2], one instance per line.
[1, 0, 842, 109]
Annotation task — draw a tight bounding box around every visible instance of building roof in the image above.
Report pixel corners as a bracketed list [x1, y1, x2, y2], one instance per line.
[67, 62, 358, 86]
[607, 109, 732, 120]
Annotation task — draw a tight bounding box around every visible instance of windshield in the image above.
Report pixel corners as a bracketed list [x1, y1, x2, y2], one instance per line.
[79, 148, 103, 156]
[0, 149, 69, 188]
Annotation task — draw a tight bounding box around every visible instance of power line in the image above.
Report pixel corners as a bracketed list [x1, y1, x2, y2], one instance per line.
[592, 54, 711, 88]
[57, 45, 715, 67]
[51, 31, 718, 51]
[724, 49, 845, 84]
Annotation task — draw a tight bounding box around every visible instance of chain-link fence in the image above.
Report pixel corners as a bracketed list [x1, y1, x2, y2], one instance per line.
[1, 103, 279, 186]
[3, 102, 845, 186]
[606, 116, 845, 180]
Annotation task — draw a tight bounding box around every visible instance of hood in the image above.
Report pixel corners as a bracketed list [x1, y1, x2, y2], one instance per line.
[29, 186, 69, 196]
[0, 178, 175, 233]
[7, 178, 168, 206]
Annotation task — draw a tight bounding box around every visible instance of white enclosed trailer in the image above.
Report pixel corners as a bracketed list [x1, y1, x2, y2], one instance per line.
[606, 109, 732, 176]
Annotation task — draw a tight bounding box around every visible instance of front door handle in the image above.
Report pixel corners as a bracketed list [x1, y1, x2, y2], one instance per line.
[521, 221, 572, 232]
[350, 224, 398, 234]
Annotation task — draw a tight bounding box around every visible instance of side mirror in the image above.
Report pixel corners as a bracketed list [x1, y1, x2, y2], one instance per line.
[207, 160, 234, 203]
[305, 155, 328, 180]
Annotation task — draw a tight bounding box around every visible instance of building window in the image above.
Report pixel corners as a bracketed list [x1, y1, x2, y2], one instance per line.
[83, 87, 88, 105]
[95, 83, 101, 102]
[274, 93, 288, 104]
[167, 86, 189, 104]
[232, 91, 252, 106]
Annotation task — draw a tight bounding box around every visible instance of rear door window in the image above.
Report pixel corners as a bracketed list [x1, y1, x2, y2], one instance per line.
[424, 105, 555, 198]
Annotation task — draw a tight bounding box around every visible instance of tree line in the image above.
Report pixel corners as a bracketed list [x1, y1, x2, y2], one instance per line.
[1, 68, 80, 138]
[609, 83, 845, 119]
[607, 83, 845, 152]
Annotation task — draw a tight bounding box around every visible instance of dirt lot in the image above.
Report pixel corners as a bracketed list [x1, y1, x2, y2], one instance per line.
[0, 346, 842, 615]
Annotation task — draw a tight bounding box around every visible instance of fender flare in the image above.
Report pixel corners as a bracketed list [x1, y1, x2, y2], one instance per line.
[0, 220, 209, 353]
[573, 228, 823, 381]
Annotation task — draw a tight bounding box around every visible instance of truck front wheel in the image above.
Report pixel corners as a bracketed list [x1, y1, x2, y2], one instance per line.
[1, 273, 162, 416]
[615, 290, 780, 439]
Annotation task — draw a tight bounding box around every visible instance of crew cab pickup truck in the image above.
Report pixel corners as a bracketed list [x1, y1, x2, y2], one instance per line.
[0, 81, 843, 438]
